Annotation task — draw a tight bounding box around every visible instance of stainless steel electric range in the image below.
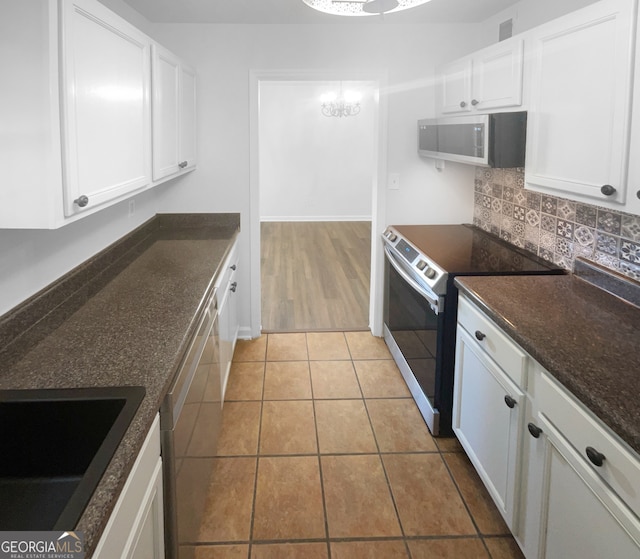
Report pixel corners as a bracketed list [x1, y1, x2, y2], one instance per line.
[382, 223, 565, 436]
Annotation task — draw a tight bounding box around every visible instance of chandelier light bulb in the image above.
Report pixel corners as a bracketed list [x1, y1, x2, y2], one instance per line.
[320, 86, 362, 118]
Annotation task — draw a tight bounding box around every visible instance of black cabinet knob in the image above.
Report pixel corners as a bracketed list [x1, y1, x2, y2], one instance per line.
[636, 190, 640, 200]
[471, 99, 479, 106]
[504, 395, 517, 409]
[231, 264, 237, 271]
[475, 330, 486, 341]
[460, 101, 467, 108]
[600, 184, 616, 196]
[230, 281, 237, 293]
[527, 423, 543, 438]
[586, 446, 606, 467]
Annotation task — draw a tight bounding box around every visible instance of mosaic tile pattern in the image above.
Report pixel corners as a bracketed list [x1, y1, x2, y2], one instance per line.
[473, 168, 640, 280]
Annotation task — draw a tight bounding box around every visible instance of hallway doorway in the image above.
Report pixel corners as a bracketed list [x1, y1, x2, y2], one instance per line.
[249, 70, 388, 338]
[261, 221, 371, 332]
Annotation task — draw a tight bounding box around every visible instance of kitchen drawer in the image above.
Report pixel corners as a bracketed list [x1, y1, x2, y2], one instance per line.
[538, 370, 640, 517]
[457, 296, 527, 387]
[214, 239, 239, 292]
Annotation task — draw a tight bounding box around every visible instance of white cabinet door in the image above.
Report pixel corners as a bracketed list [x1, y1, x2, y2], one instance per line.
[525, 0, 635, 206]
[128, 458, 165, 559]
[151, 45, 197, 180]
[152, 45, 180, 181]
[453, 326, 524, 530]
[180, 64, 197, 171]
[535, 417, 640, 559]
[60, 0, 151, 217]
[438, 39, 523, 115]
[216, 241, 239, 402]
[472, 39, 523, 112]
[93, 415, 164, 559]
[439, 58, 473, 114]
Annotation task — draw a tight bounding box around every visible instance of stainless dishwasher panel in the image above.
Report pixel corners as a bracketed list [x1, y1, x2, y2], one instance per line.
[161, 291, 222, 559]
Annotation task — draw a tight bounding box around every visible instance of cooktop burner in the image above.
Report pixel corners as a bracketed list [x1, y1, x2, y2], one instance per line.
[382, 223, 563, 296]
[393, 223, 556, 273]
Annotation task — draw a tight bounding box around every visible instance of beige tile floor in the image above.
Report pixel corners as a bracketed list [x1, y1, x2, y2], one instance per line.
[184, 332, 526, 559]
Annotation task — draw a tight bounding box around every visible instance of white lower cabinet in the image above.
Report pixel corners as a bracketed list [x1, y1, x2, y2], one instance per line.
[454, 302, 525, 531]
[216, 239, 240, 402]
[534, 417, 640, 558]
[93, 415, 164, 559]
[455, 295, 640, 558]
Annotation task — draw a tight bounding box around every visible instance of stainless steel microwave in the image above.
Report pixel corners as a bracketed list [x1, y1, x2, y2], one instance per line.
[418, 111, 527, 168]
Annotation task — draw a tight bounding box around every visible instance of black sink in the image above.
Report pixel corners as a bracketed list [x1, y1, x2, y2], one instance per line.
[0, 386, 145, 530]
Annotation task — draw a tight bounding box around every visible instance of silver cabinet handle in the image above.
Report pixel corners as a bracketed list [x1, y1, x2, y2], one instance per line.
[179, 161, 188, 169]
[74, 195, 89, 207]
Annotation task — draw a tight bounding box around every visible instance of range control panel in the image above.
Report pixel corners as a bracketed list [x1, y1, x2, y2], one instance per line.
[382, 226, 447, 296]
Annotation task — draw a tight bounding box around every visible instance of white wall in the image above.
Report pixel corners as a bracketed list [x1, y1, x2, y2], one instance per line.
[476, 0, 600, 47]
[0, 191, 158, 316]
[152, 23, 482, 332]
[259, 80, 375, 221]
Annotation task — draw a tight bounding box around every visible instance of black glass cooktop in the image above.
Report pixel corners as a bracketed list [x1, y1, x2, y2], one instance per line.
[392, 223, 564, 276]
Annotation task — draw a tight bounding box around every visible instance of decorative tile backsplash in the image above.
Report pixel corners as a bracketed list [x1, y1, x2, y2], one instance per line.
[473, 168, 640, 280]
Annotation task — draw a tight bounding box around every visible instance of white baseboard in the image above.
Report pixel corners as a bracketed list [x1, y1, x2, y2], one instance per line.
[260, 215, 372, 222]
[237, 325, 255, 340]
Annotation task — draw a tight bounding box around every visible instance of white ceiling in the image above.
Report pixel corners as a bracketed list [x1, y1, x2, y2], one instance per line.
[121, 0, 521, 24]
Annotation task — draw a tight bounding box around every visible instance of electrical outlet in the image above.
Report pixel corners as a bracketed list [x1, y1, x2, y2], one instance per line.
[128, 199, 135, 217]
[388, 173, 400, 190]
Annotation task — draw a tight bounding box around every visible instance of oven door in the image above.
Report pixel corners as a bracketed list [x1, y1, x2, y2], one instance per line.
[383, 246, 445, 435]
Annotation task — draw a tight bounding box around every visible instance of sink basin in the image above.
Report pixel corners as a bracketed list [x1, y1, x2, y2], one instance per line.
[0, 386, 145, 531]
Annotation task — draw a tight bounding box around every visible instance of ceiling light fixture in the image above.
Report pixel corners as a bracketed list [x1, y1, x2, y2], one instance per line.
[302, 0, 432, 17]
[320, 85, 362, 118]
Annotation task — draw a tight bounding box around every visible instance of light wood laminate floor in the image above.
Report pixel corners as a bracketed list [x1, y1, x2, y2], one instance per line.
[261, 221, 371, 332]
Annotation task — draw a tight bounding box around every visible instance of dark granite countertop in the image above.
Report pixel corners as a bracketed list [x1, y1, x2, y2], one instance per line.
[454, 272, 640, 456]
[0, 213, 240, 557]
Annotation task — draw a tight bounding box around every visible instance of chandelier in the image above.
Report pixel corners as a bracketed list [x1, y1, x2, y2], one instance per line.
[320, 87, 362, 118]
[302, 0, 433, 17]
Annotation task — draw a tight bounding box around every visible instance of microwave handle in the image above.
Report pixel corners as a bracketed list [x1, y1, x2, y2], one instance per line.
[474, 125, 483, 157]
[383, 246, 443, 314]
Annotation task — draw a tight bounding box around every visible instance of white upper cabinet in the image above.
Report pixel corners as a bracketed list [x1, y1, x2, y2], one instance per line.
[60, 0, 152, 217]
[180, 64, 198, 172]
[151, 45, 197, 181]
[525, 0, 636, 207]
[0, 0, 196, 229]
[438, 38, 524, 115]
[439, 58, 473, 114]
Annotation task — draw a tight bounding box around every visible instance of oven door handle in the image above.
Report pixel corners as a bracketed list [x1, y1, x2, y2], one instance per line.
[384, 245, 443, 313]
